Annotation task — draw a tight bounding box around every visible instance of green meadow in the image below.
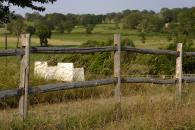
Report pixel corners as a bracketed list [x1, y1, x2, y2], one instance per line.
[0, 24, 170, 49]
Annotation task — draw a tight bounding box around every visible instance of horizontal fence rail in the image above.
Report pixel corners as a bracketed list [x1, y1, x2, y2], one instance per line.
[0, 46, 195, 57]
[1, 77, 195, 99]
[0, 46, 178, 56]
[0, 47, 114, 56]
[0, 78, 116, 99]
[184, 52, 195, 57]
[0, 49, 23, 57]
[122, 47, 178, 56]
[31, 46, 114, 54]
[122, 77, 176, 84]
[1, 46, 195, 57]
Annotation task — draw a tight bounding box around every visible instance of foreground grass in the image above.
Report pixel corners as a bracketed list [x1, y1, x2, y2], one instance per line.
[0, 85, 195, 130]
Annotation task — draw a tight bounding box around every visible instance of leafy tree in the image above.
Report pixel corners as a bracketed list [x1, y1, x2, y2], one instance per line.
[137, 18, 148, 33]
[85, 24, 95, 34]
[46, 13, 66, 31]
[80, 14, 98, 34]
[96, 15, 106, 24]
[122, 10, 132, 17]
[122, 12, 143, 29]
[146, 15, 164, 32]
[56, 22, 65, 33]
[46, 13, 65, 25]
[136, 14, 164, 33]
[7, 19, 26, 48]
[64, 20, 75, 33]
[66, 14, 78, 25]
[25, 12, 45, 26]
[105, 13, 116, 23]
[165, 9, 195, 43]
[35, 22, 52, 46]
[177, 10, 195, 37]
[114, 13, 123, 29]
[26, 25, 36, 36]
[45, 13, 77, 33]
[0, 0, 56, 23]
[160, 8, 176, 23]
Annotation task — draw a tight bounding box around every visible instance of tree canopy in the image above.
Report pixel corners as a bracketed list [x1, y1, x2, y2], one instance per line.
[0, 0, 56, 23]
[36, 21, 52, 46]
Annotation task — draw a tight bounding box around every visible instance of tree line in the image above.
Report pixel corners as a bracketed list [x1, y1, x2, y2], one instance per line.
[3, 7, 195, 47]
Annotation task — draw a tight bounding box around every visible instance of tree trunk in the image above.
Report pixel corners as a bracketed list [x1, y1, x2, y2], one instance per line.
[16, 35, 19, 48]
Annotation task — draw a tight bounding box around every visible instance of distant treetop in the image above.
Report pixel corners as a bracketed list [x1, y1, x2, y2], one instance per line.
[0, 0, 57, 23]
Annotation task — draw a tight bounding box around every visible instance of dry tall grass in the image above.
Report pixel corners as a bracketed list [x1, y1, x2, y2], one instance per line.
[0, 84, 195, 130]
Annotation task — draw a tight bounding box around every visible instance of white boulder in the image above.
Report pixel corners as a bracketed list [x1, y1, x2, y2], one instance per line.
[34, 61, 85, 82]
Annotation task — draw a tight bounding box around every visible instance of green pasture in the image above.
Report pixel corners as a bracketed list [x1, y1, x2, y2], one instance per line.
[0, 24, 171, 49]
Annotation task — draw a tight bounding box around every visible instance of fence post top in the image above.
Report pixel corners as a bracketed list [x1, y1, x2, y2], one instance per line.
[21, 33, 30, 38]
[20, 34, 31, 47]
[177, 43, 183, 46]
[114, 34, 120, 36]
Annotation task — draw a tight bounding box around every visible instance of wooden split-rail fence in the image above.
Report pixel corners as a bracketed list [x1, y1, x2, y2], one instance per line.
[1, 34, 195, 119]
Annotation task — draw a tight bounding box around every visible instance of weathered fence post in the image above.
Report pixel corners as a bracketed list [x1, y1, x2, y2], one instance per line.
[19, 34, 30, 119]
[114, 34, 121, 118]
[176, 43, 183, 101]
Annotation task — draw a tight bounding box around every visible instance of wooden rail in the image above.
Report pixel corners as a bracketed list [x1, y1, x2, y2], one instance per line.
[122, 46, 178, 56]
[1, 77, 195, 99]
[31, 46, 114, 54]
[0, 46, 179, 56]
[0, 49, 23, 57]
[184, 52, 195, 57]
[122, 77, 176, 84]
[0, 78, 115, 99]
[1, 46, 195, 57]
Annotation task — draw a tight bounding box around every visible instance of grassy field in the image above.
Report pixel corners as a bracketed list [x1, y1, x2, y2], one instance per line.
[0, 24, 171, 49]
[0, 23, 195, 129]
[0, 85, 195, 129]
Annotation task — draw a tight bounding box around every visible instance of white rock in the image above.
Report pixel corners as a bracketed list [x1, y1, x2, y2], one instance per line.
[34, 61, 84, 82]
[55, 63, 74, 82]
[45, 66, 57, 80]
[34, 61, 48, 78]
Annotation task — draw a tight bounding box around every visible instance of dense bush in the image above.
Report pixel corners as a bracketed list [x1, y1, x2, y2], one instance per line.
[149, 40, 195, 75]
[60, 38, 136, 76]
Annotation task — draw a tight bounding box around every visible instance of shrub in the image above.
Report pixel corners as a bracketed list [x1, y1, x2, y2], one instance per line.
[149, 40, 195, 74]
